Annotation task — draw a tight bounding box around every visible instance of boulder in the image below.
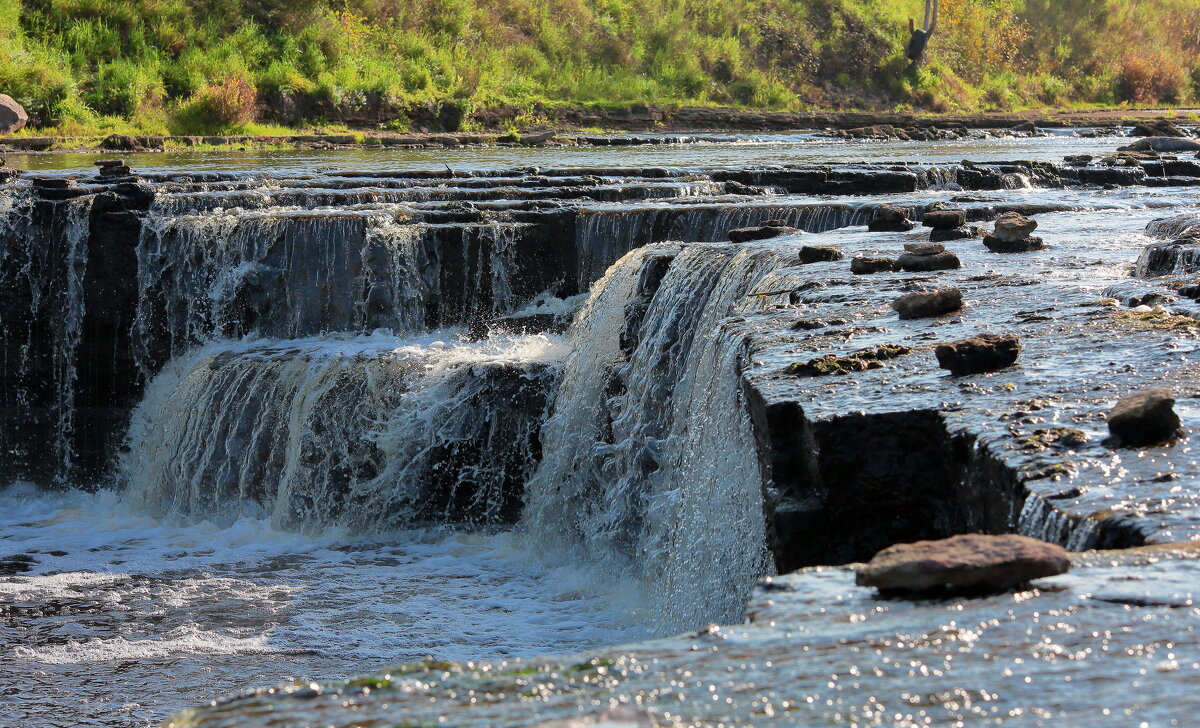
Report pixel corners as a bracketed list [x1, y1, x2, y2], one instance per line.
[898, 250, 961, 272]
[100, 134, 143, 151]
[850, 256, 898, 275]
[728, 224, 800, 243]
[1118, 137, 1200, 154]
[892, 288, 963, 319]
[855, 534, 1070, 594]
[922, 210, 967, 229]
[992, 212, 1038, 242]
[983, 234, 1046, 253]
[798, 245, 844, 263]
[1130, 120, 1188, 138]
[1145, 214, 1200, 240]
[935, 333, 1020, 376]
[0, 94, 29, 134]
[868, 204, 915, 232]
[1107, 388, 1184, 446]
[930, 226, 977, 242]
[1011, 121, 1038, 133]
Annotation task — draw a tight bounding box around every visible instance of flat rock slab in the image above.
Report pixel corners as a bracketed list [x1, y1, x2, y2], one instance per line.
[903, 241, 945, 255]
[922, 210, 967, 229]
[935, 333, 1020, 376]
[892, 288, 963, 319]
[898, 250, 961, 272]
[850, 256, 898, 274]
[1108, 388, 1183, 447]
[855, 533, 1070, 594]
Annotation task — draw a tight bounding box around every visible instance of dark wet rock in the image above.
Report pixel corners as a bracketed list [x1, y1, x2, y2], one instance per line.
[100, 134, 143, 151]
[98, 165, 132, 177]
[1119, 137, 1200, 153]
[0, 93, 28, 134]
[728, 224, 800, 243]
[892, 288, 964, 319]
[1128, 292, 1175, 308]
[1130, 120, 1188, 138]
[922, 210, 967, 229]
[798, 245, 844, 264]
[0, 554, 36, 576]
[1145, 214, 1200, 240]
[899, 250, 961, 272]
[723, 180, 766, 196]
[1107, 389, 1184, 447]
[930, 226, 977, 242]
[1063, 154, 1093, 165]
[935, 333, 1020, 376]
[1135, 238, 1200, 277]
[850, 256, 898, 275]
[1178, 283, 1200, 299]
[94, 159, 125, 167]
[867, 204, 915, 232]
[1012, 121, 1038, 133]
[786, 344, 912, 377]
[984, 234, 1045, 253]
[855, 533, 1069, 595]
[31, 177, 75, 189]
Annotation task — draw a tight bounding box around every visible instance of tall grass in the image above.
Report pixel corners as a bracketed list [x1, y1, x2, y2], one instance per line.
[0, 0, 1198, 135]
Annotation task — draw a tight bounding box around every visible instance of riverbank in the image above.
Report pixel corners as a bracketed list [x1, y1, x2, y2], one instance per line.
[2, 106, 1198, 155]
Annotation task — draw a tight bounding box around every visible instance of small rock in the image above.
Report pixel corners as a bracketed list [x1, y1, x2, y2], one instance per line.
[868, 204, 915, 232]
[1107, 388, 1184, 446]
[1063, 154, 1094, 165]
[855, 534, 1070, 595]
[903, 241, 945, 255]
[728, 225, 800, 243]
[899, 250, 961, 272]
[993, 212, 1038, 242]
[922, 210, 968, 229]
[94, 158, 125, 167]
[983, 234, 1046, 253]
[935, 333, 1020, 376]
[1011, 121, 1038, 133]
[0, 94, 28, 134]
[930, 226, 977, 242]
[851, 256, 898, 275]
[98, 165, 132, 177]
[892, 288, 964, 319]
[798, 245, 844, 263]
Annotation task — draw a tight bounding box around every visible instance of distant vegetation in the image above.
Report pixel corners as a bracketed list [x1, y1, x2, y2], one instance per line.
[2, 0, 1199, 135]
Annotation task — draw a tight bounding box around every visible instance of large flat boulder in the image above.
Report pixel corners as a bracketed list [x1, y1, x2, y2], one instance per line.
[855, 533, 1070, 594]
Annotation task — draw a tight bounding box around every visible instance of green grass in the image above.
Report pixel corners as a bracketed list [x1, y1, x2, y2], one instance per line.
[1, 0, 1199, 136]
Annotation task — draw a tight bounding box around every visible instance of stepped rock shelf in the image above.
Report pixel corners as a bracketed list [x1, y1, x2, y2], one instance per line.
[2, 151, 1200, 726]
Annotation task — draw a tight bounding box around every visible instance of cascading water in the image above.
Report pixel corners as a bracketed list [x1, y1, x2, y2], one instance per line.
[124, 332, 561, 531]
[523, 243, 784, 635]
[0, 188, 93, 482]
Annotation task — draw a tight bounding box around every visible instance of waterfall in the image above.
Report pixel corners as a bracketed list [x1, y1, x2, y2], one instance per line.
[123, 333, 562, 530]
[0, 189, 93, 482]
[132, 206, 522, 372]
[523, 243, 782, 635]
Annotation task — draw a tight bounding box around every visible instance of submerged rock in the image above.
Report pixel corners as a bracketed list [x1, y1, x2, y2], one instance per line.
[855, 533, 1071, 595]
[798, 245, 844, 263]
[728, 222, 800, 242]
[786, 344, 912, 377]
[1107, 388, 1184, 447]
[935, 333, 1020, 376]
[892, 288, 963, 319]
[1136, 238, 1200, 277]
[850, 256, 898, 275]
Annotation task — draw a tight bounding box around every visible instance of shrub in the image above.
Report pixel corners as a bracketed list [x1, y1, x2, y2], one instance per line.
[1118, 51, 1191, 105]
[171, 74, 257, 133]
